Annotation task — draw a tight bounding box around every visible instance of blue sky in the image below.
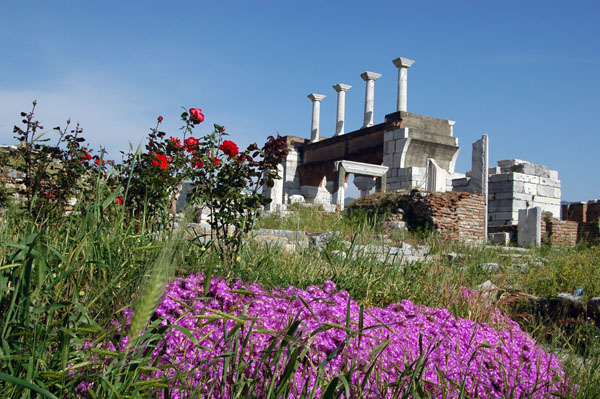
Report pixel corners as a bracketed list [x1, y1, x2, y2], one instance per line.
[1, 0, 599, 201]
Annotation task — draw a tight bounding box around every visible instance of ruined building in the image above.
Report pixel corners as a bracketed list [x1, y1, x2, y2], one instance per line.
[263, 57, 564, 243]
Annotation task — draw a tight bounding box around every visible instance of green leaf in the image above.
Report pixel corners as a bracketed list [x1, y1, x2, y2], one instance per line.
[102, 184, 123, 210]
[0, 372, 59, 399]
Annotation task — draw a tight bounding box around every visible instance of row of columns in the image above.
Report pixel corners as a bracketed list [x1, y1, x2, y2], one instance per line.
[308, 56, 415, 143]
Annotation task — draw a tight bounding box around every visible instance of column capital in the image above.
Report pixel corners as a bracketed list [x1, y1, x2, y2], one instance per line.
[333, 83, 352, 92]
[392, 57, 415, 69]
[360, 71, 382, 81]
[307, 93, 326, 102]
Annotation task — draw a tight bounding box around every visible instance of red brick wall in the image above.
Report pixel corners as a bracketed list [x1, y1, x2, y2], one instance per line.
[428, 192, 486, 242]
[545, 220, 578, 247]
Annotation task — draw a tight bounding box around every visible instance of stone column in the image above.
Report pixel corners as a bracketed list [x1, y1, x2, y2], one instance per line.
[308, 93, 325, 143]
[392, 57, 415, 112]
[360, 71, 382, 128]
[354, 175, 376, 198]
[333, 83, 351, 136]
[333, 164, 347, 210]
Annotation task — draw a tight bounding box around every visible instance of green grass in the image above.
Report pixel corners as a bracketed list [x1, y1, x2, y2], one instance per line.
[1, 193, 600, 397]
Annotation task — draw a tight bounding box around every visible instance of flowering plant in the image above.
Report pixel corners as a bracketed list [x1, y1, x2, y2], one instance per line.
[115, 116, 186, 219]
[2, 101, 97, 225]
[175, 109, 288, 265]
[75, 275, 573, 398]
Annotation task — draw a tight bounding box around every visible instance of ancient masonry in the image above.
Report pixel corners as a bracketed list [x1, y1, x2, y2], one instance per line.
[264, 56, 570, 243]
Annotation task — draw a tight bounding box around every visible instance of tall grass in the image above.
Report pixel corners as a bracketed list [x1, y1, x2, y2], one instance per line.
[1, 188, 599, 397]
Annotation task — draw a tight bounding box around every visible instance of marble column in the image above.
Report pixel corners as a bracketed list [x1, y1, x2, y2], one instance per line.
[332, 83, 351, 136]
[307, 93, 326, 143]
[360, 71, 382, 128]
[392, 57, 415, 112]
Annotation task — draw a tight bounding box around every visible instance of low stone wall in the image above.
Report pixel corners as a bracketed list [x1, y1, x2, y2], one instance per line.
[348, 190, 486, 242]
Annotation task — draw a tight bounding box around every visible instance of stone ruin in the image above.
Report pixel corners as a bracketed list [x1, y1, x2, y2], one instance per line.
[263, 56, 571, 245]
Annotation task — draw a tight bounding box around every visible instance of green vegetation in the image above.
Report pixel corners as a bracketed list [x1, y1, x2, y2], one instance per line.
[1, 104, 599, 397]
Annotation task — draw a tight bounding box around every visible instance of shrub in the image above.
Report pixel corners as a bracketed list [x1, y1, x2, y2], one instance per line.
[4, 101, 97, 226]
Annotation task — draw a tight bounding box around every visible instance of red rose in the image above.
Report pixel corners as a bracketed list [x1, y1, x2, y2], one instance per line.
[192, 159, 204, 169]
[218, 140, 239, 158]
[170, 136, 182, 147]
[157, 116, 163, 122]
[152, 153, 172, 170]
[189, 108, 204, 124]
[115, 196, 124, 205]
[82, 151, 92, 162]
[94, 157, 106, 166]
[184, 136, 199, 153]
[212, 157, 221, 166]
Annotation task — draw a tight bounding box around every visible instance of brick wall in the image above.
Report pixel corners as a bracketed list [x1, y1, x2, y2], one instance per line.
[578, 222, 600, 243]
[428, 192, 486, 242]
[559, 200, 600, 244]
[545, 220, 578, 247]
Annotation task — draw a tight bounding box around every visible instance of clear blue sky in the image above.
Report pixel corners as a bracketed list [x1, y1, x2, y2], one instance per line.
[1, 1, 599, 201]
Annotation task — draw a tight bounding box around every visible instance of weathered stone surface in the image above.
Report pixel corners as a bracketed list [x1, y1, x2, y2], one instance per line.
[481, 262, 500, 273]
[518, 207, 542, 247]
[488, 232, 511, 245]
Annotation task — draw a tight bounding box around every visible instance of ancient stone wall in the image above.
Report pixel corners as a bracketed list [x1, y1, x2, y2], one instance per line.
[488, 159, 561, 227]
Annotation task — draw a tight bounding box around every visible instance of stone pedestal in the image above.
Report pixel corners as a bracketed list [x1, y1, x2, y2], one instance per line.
[354, 175, 376, 198]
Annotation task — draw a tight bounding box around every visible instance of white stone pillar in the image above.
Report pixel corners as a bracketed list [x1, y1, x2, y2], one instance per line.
[392, 57, 415, 112]
[360, 71, 382, 128]
[333, 83, 351, 136]
[307, 93, 325, 143]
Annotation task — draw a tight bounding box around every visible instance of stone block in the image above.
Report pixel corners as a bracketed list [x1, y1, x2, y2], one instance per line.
[532, 196, 561, 205]
[384, 130, 394, 142]
[488, 166, 502, 175]
[521, 183, 537, 196]
[488, 232, 512, 245]
[497, 159, 530, 168]
[489, 181, 524, 194]
[384, 141, 393, 155]
[452, 177, 469, 187]
[548, 170, 559, 180]
[518, 207, 542, 248]
[489, 174, 509, 183]
[509, 173, 539, 184]
[537, 185, 560, 198]
[393, 128, 409, 140]
[539, 177, 561, 188]
[543, 205, 561, 219]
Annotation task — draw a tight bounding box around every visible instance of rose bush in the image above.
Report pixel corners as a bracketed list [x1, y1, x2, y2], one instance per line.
[1, 101, 97, 226]
[175, 109, 287, 265]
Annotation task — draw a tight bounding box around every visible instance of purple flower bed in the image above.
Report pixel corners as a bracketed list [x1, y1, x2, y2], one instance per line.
[95, 274, 573, 398]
